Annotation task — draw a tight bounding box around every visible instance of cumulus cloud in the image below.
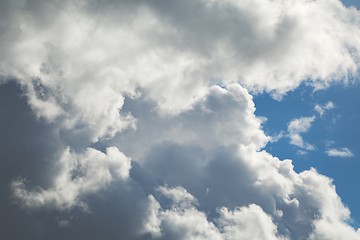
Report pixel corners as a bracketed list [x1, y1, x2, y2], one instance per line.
[287, 116, 315, 150]
[326, 147, 354, 158]
[111, 83, 269, 162]
[143, 186, 287, 240]
[132, 86, 359, 239]
[1, 0, 360, 141]
[12, 146, 131, 210]
[143, 182, 360, 240]
[3, 79, 360, 239]
[0, 0, 360, 239]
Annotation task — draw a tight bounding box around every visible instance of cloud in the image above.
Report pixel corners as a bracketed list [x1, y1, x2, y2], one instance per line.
[111, 83, 269, 161]
[315, 101, 335, 116]
[1, 0, 360, 141]
[325, 147, 354, 158]
[287, 116, 315, 150]
[0, 0, 360, 239]
[269, 131, 286, 143]
[134, 86, 359, 239]
[218, 204, 286, 240]
[12, 146, 131, 210]
[143, 182, 360, 240]
[1, 80, 360, 239]
[143, 186, 287, 240]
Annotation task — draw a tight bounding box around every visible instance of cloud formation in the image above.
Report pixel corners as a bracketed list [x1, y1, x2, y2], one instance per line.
[144, 186, 287, 240]
[1, 0, 360, 141]
[287, 116, 315, 150]
[326, 147, 354, 158]
[6, 83, 355, 239]
[315, 101, 335, 117]
[12, 146, 131, 210]
[0, 0, 360, 239]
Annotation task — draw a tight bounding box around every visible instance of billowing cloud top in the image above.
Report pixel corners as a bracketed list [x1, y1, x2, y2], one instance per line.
[0, 0, 360, 239]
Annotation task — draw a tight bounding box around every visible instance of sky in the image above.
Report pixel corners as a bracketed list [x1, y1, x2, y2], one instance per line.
[0, 0, 360, 239]
[254, 0, 360, 228]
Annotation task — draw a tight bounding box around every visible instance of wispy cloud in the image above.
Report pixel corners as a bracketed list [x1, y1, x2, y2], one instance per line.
[325, 148, 354, 158]
[315, 101, 335, 117]
[287, 116, 315, 151]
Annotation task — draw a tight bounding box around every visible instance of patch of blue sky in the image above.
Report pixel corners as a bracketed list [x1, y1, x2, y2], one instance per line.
[342, 0, 360, 9]
[254, 80, 360, 228]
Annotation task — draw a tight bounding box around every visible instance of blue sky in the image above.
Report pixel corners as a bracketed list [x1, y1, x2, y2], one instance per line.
[255, 0, 360, 225]
[255, 81, 360, 227]
[254, 0, 360, 228]
[343, 0, 360, 8]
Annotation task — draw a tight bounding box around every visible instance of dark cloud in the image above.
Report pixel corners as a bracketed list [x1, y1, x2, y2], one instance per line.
[0, 82, 63, 186]
[0, 82, 62, 239]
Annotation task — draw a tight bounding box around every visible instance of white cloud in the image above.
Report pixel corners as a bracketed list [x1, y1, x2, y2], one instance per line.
[326, 147, 354, 157]
[145, 194, 223, 240]
[218, 204, 287, 240]
[287, 116, 315, 150]
[12, 147, 131, 210]
[157, 186, 198, 208]
[141, 195, 163, 238]
[144, 183, 360, 240]
[144, 186, 287, 240]
[315, 101, 335, 116]
[310, 218, 360, 240]
[0, 0, 360, 141]
[112, 83, 269, 161]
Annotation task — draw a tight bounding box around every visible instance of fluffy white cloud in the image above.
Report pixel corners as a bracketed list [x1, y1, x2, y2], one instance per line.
[112, 83, 269, 161]
[218, 204, 287, 240]
[326, 147, 354, 157]
[144, 186, 286, 240]
[287, 116, 315, 150]
[12, 147, 131, 210]
[1, 0, 360, 141]
[310, 217, 360, 240]
[144, 184, 360, 240]
[157, 186, 198, 208]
